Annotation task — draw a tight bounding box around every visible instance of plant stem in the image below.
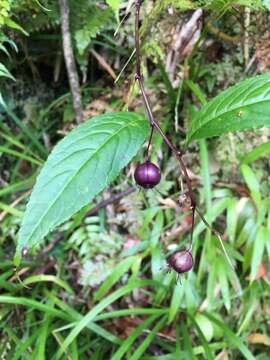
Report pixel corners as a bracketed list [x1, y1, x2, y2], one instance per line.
[135, 0, 196, 246]
[134, 2, 234, 268]
[86, 187, 136, 217]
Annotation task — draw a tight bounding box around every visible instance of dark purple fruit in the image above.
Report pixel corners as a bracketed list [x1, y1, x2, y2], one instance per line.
[134, 161, 161, 189]
[167, 249, 193, 274]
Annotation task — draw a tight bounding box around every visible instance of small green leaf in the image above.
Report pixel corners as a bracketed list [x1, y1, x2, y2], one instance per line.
[22, 275, 73, 293]
[194, 314, 214, 342]
[0, 63, 15, 81]
[16, 112, 149, 264]
[0, 43, 10, 57]
[182, 323, 197, 360]
[187, 72, 270, 142]
[106, 0, 120, 19]
[129, 316, 167, 360]
[4, 18, 28, 36]
[204, 312, 256, 360]
[226, 198, 238, 243]
[168, 282, 185, 323]
[111, 315, 158, 360]
[34, 0, 52, 11]
[94, 256, 137, 301]
[250, 226, 267, 281]
[190, 314, 214, 359]
[218, 260, 231, 311]
[241, 164, 261, 204]
[240, 140, 270, 164]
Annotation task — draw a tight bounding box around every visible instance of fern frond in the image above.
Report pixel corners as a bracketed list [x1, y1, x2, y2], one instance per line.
[72, 3, 113, 56]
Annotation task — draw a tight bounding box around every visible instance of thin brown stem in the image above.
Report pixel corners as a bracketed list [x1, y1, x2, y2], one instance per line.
[145, 125, 154, 160]
[86, 187, 136, 217]
[133, 1, 233, 269]
[135, 0, 196, 245]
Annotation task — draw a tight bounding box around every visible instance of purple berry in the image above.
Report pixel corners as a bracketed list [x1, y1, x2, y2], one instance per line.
[134, 161, 161, 189]
[167, 249, 193, 274]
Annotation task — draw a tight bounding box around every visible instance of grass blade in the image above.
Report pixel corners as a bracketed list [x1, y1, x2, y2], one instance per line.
[55, 280, 155, 359]
[204, 312, 256, 360]
[111, 315, 159, 360]
[188, 313, 214, 360]
[129, 316, 167, 360]
[94, 256, 137, 301]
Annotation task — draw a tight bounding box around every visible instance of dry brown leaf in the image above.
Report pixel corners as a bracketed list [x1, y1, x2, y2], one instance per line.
[158, 197, 177, 209]
[215, 350, 229, 360]
[247, 333, 270, 346]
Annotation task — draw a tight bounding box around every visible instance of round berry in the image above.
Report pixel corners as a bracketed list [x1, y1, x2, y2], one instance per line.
[167, 249, 193, 274]
[134, 161, 161, 188]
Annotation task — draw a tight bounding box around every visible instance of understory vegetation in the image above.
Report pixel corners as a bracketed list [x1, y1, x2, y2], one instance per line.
[0, 0, 270, 359]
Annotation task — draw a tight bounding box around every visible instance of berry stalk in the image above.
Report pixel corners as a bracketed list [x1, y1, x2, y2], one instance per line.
[134, 0, 196, 247]
[134, 1, 233, 271]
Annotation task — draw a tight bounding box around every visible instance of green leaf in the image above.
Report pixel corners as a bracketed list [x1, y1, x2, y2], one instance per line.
[34, 0, 52, 11]
[250, 226, 267, 281]
[0, 296, 68, 320]
[218, 260, 231, 311]
[111, 315, 159, 360]
[204, 312, 256, 360]
[194, 314, 214, 343]
[182, 322, 197, 360]
[15, 112, 149, 264]
[168, 282, 185, 323]
[4, 18, 29, 36]
[94, 256, 137, 301]
[240, 140, 270, 164]
[175, 324, 181, 359]
[226, 198, 238, 243]
[187, 72, 270, 142]
[0, 63, 15, 81]
[241, 164, 261, 205]
[74, 6, 112, 55]
[129, 316, 167, 360]
[0, 43, 10, 57]
[22, 274, 73, 293]
[106, 0, 120, 19]
[190, 314, 214, 359]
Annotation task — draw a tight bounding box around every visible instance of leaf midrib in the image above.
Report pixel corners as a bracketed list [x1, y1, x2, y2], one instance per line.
[21, 118, 140, 246]
[190, 97, 270, 140]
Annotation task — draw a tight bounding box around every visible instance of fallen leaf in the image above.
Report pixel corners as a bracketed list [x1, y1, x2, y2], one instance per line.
[247, 333, 270, 346]
[158, 197, 177, 209]
[215, 350, 229, 360]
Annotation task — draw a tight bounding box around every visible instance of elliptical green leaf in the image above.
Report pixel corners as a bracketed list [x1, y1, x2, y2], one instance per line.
[15, 112, 149, 264]
[187, 72, 270, 142]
